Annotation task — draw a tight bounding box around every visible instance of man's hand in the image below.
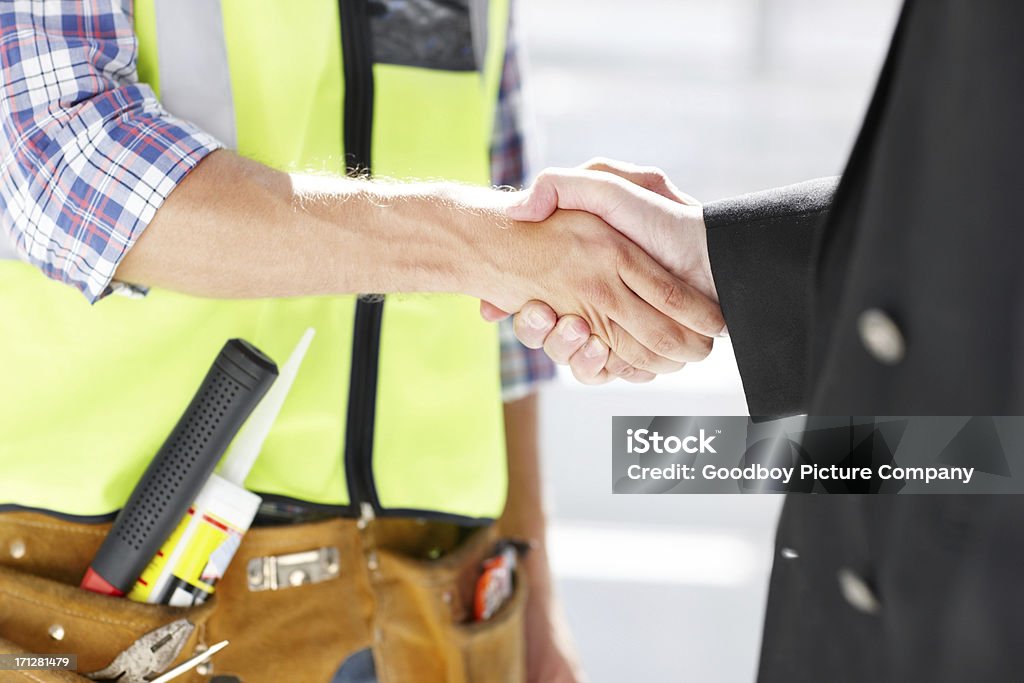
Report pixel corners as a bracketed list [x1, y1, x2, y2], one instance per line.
[470, 205, 723, 375]
[481, 159, 720, 384]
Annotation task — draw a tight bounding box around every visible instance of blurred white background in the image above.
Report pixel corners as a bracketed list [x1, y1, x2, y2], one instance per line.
[519, 1, 902, 680]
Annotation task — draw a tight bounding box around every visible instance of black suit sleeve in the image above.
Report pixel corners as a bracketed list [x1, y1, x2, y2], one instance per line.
[703, 177, 838, 417]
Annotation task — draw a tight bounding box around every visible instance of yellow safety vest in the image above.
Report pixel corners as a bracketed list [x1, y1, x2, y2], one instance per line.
[0, 0, 509, 523]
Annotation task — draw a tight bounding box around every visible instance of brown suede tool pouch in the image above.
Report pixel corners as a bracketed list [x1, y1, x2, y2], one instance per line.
[369, 522, 528, 683]
[0, 566, 215, 682]
[0, 513, 214, 683]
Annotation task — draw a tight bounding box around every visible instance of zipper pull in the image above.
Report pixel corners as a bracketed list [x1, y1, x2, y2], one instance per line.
[358, 502, 381, 572]
[357, 501, 375, 530]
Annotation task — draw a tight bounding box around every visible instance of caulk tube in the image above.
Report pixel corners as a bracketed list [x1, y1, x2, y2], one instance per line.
[81, 339, 278, 596]
[128, 329, 316, 605]
[129, 474, 260, 605]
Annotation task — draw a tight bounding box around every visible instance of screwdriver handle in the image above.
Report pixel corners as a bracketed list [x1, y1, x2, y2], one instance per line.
[82, 339, 278, 596]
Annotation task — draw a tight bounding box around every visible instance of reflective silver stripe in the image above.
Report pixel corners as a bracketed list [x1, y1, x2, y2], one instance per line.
[469, 0, 490, 73]
[154, 0, 237, 148]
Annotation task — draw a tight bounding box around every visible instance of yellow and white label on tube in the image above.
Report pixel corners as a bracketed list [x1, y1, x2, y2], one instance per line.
[129, 474, 260, 605]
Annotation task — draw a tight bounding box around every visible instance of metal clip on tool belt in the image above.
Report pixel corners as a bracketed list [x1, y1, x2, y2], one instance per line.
[246, 546, 341, 592]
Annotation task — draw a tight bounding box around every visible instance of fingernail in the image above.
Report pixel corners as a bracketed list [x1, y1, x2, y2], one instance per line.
[526, 309, 549, 329]
[717, 324, 729, 338]
[583, 337, 605, 358]
[562, 320, 587, 342]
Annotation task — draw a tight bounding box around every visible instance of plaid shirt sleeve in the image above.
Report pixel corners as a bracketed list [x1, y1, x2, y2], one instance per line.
[2, 1, 549, 392]
[492, 10, 557, 402]
[0, 0, 222, 303]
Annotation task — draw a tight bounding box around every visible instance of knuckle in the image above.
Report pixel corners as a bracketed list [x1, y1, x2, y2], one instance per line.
[534, 168, 564, 186]
[615, 364, 638, 379]
[604, 352, 630, 376]
[624, 344, 656, 371]
[652, 329, 685, 357]
[637, 165, 669, 189]
[639, 168, 661, 186]
[601, 323, 622, 352]
[659, 279, 688, 312]
[611, 241, 635, 270]
[533, 170, 553, 187]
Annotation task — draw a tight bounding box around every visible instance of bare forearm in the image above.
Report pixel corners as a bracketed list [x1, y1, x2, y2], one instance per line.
[500, 395, 554, 639]
[499, 394, 548, 544]
[116, 149, 509, 299]
[501, 394, 587, 682]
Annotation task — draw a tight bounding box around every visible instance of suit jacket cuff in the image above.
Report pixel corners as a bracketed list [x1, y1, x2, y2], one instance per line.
[704, 177, 838, 416]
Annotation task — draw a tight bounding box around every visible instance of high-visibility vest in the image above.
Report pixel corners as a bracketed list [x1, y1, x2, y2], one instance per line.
[0, 0, 510, 524]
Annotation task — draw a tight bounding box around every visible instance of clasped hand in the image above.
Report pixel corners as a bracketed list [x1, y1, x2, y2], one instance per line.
[483, 158, 721, 384]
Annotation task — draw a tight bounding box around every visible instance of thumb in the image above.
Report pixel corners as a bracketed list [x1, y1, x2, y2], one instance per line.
[509, 168, 655, 233]
[506, 175, 562, 222]
[479, 300, 512, 322]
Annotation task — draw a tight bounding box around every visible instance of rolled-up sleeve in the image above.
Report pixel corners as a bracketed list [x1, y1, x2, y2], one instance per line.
[0, 0, 221, 303]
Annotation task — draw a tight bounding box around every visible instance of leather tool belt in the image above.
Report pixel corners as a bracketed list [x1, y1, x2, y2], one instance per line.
[0, 512, 527, 683]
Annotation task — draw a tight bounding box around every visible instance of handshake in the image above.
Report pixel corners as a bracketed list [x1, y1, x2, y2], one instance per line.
[115, 149, 726, 387]
[472, 158, 726, 384]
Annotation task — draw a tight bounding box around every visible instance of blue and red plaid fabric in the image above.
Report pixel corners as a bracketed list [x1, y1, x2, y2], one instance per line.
[0, 0, 222, 302]
[0, 0, 553, 398]
[490, 13, 527, 191]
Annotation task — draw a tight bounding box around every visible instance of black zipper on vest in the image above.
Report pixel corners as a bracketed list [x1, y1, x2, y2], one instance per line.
[339, 0, 383, 514]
